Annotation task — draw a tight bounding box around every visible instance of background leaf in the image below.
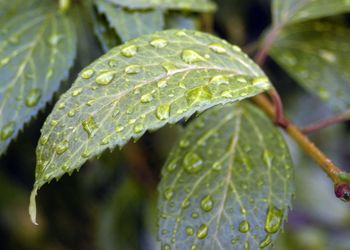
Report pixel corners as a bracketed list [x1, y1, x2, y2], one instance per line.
[30, 29, 272, 223]
[270, 21, 350, 112]
[272, 0, 350, 25]
[0, 0, 40, 19]
[0, 3, 77, 155]
[96, 0, 164, 43]
[106, 0, 216, 13]
[158, 102, 294, 249]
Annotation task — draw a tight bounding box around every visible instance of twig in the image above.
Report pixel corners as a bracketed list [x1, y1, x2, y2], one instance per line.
[302, 112, 350, 134]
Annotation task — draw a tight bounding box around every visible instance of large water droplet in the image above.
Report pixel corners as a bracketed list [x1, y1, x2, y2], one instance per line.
[252, 76, 270, 90]
[156, 103, 170, 120]
[186, 226, 194, 236]
[210, 75, 229, 85]
[264, 206, 283, 233]
[140, 93, 153, 103]
[0, 121, 15, 140]
[196, 224, 208, 239]
[125, 64, 142, 74]
[96, 71, 115, 85]
[183, 152, 203, 173]
[25, 88, 42, 107]
[181, 49, 203, 64]
[200, 195, 213, 212]
[81, 68, 94, 79]
[259, 234, 272, 248]
[55, 140, 68, 155]
[186, 86, 212, 105]
[121, 45, 137, 57]
[150, 38, 168, 48]
[239, 220, 250, 233]
[209, 43, 227, 54]
[82, 116, 98, 138]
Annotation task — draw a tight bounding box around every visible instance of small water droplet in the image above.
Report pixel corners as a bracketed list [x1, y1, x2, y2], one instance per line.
[81, 150, 91, 158]
[179, 139, 189, 148]
[156, 103, 170, 120]
[209, 43, 226, 54]
[58, 102, 65, 109]
[150, 38, 168, 48]
[82, 116, 98, 138]
[264, 206, 283, 233]
[210, 75, 229, 85]
[121, 45, 137, 57]
[244, 241, 249, 250]
[239, 220, 250, 233]
[162, 62, 177, 73]
[115, 125, 124, 132]
[190, 245, 197, 250]
[133, 123, 144, 134]
[162, 244, 171, 250]
[0, 57, 10, 66]
[48, 34, 63, 46]
[100, 136, 110, 145]
[186, 86, 212, 105]
[183, 152, 203, 173]
[0, 121, 15, 140]
[72, 87, 83, 97]
[39, 135, 49, 145]
[185, 226, 194, 236]
[81, 68, 94, 79]
[163, 188, 174, 201]
[192, 212, 199, 219]
[196, 224, 208, 239]
[181, 49, 203, 64]
[125, 64, 142, 74]
[212, 162, 222, 171]
[55, 140, 68, 155]
[96, 71, 115, 85]
[25, 88, 42, 107]
[181, 198, 190, 208]
[252, 76, 270, 90]
[176, 31, 187, 36]
[200, 195, 213, 212]
[157, 80, 168, 88]
[50, 120, 58, 126]
[140, 93, 153, 103]
[259, 234, 272, 248]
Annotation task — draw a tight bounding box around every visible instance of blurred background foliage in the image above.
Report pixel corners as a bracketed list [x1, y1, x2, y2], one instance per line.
[0, 0, 350, 249]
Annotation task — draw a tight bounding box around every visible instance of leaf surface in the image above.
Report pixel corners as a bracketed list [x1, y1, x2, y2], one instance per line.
[270, 21, 350, 111]
[0, 4, 77, 155]
[158, 102, 294, 249]
[30, 29, 272, 223]
[96, 0, 164, 42]
[273, 0, 350, 25]
[106, 0, 216, 12]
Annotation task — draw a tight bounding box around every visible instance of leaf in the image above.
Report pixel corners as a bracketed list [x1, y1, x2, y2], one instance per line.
[29, 29, 272, 224]
[96, 0, 164, 43]
[270, 21, 350, 111]
[272, 0, 350, 25]
[0, 0, 40, 19]
[158, 102, 294, 249]
[106, 0, 216, 13]
[0, 4, 77, 155]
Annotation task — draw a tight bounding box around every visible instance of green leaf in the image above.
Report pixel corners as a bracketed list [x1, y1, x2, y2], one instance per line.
[29, 29, 272, 224]
[270, 21, 350, 111]
[272, 0, 350, 25]
[96, 0, 164, 42]
[0, 0, 40, 19]
[106, 0, 216, 13]
[0, 4, 77, 155]
[158, 102, 294, 249]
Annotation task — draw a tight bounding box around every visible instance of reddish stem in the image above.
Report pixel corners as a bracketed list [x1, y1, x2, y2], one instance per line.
[302, 112, 350, 134]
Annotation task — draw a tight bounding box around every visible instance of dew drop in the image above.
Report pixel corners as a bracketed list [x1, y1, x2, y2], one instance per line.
[96, 71, 115, 85]
[140, 93, 153, 103]
[183, 152, 203, 173]
[190, 245, 197, 250]
[212, 162, 222, 171]
[71, 87, 83, 97]
[163, 188, 174, 201]
[196, 224, 208, 239]
[39, 135, 49, 145]
[252, 76, 270, 90]
[264, 206, 283, 233]
[58, 102, 65, 109]
[239, 220, 250, 233]
[157, 80, 168, 88]
[0, 121, 15, 140]
[259, 234, 272, 248]
[179, 139, 189, 148]
[200, 195, 213, 212]
[244, 241, 249, 250]
[81, 68, 94, 79]
[115, 125, 124, 132]
[55, 140, 68, 155]
[210, 75, 229, 85]
[167, 160, 177, 172]
[162, 244, 171, 250]
[150, 38, 168, 48]
[25, 88, 42, 107]
[133, 123, 144, 134]
[82, 116, 98, 138]
[67, 110, 76, 117]
[192, 212, 199, 219]
[125, 64, 142, 74]
[100, 136, 110, 145]
[162, 62, 177, 73]
[181, 49, 203, 64]
[156, 103, 170, 120]
[181, 198, 190, 208]
[186, 86, 212, 105]
[81, 150, 91, 158]
[121, 45, 137, 57]
[176, 30, 187, 36]
[50, 120, 58, 126]
[209, 43, 227, 54]
[48, 34, 63, 46]
[186, 226, 194, 236]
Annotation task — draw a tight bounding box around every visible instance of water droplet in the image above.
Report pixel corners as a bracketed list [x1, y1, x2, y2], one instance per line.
[67, 109, 76, 117]
[192, 212, 199, 219]
[212, 162, 222, 171]
[186, 86, 212, 105]
[50, 120, 58, 126]
[259, 234, 272, 248]
[232, 45, 242, 52]
[121, 45, 137, 57]
[190, 245, 197, 250]
[209, 43, 227, 54]
[48, 34, 63, 46]
[157, 80, 168, 88]
[25, 88, 42, 107]
[200, 195, 213, 212]
[163, 188, 174, 201]
[100, 136, 110, 145]
[96, 71, 115, 85]
[81, 68, 94, 79]
[183, 152, 203, 173]
[133, 123, 144, 134]
[162, 244, 171, 250]
[58, 102, 65, 109]
[55, 140, 68, 155]
[319, 49, 337, 63]
[244, 241, 249, 250]
[71, 87, 83, 97]
[264, 206, 283, 233]
[162, 62, 177, 73]
[0, 121, 15, 140]
[181, 49, 203, 64]
[150, 38, 168, 48]
[140, 93, 153, 103]
[196, 224, 208, 239]
[252, 76, 270, 90]
[82, 116, 98, 138]
[115, 125, 124, 132]
[81, 150, 91, 158]
[185, 226, 194, 236]
[39, 135, 49, 145]
[181, 198, 190, 208]
[210, 75, 229, 85]
[156, 103, 170, 120]
[239, 220, 250, 233]
[125, 64, 142, 74]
